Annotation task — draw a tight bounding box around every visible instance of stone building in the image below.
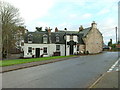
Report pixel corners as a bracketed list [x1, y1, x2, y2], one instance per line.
[79, 21, 103, 54]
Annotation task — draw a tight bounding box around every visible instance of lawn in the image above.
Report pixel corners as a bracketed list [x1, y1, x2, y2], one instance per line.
[0, 55, 75, 67]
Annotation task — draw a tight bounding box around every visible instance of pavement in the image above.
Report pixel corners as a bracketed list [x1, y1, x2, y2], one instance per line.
[1, 56, 79, 73]
[90, 71, 119, 88]
[89, 58, 120, 89]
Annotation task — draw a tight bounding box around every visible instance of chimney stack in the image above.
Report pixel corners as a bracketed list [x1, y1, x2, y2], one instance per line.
[46, 27, 52, 34]
[48, 27, 51, 33]
[91, 21, 97, 28]
[55, 27, 58, 32]
[79, 25, 83, 32]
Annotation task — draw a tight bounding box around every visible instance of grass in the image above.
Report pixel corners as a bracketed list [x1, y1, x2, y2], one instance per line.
[0, 55, 75, 67]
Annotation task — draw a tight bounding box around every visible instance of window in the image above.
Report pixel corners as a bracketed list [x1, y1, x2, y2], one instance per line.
[70, 35, 73, 40]
[28, 47, 32, 53]
[28, 37, 32, 41]
[43, 47, 47, 54]
[56, 45, 60, 51]
[28, 34, 32, 43]
[28, 34, 32, 41]
[56, 36, 60, 42]
[21, 42, 24, 46]
[43, 34, 47, 44]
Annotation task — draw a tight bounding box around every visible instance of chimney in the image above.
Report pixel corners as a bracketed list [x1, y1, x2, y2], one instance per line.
[91, 21, 97, 28]
[55, 27, 58, 32]
[79, 25, 83, 32]
[47, 27, 51, 34]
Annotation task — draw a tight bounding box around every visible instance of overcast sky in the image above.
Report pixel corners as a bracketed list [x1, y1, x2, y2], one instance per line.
[3, 0, 119, 44]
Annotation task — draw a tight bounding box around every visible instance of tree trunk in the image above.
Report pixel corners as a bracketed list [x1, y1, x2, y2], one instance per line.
[0, 20, 2, 60]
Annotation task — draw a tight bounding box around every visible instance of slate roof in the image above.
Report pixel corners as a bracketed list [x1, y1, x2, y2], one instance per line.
[79, 27, 91, 37]
[51, 32, 65, 44]
[24, 28, 93, 45]
[24, 31, 48, 43]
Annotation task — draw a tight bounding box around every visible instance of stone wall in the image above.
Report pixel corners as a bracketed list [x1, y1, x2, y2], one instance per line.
[84, 28, 103, 54]
[79, 44, 85, 53]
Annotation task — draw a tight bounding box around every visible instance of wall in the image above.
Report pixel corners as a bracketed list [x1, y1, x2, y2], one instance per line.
[23, 43, 66, 58]
[66, 35, 78, 42]
[79, 44, 85, 52]
[84, 28, 103, 54]
[66, 45, 70, 56]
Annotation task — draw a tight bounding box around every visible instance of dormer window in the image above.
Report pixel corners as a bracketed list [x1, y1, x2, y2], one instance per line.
[28, 34, 33, 43]
[43, 34, 47, 44]
[56, 34, 60, 42]
[56, 37, 60, 42]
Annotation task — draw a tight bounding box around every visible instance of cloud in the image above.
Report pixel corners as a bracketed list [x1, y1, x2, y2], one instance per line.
[98, 18, 117, 29]
[68, 13, 92, 21]
[69, 14, 77, 19]
[97, 8, 110, 15]
[58, 22, 70, 30]
[4, 0, 56, 23]
[26, 21, 51, 31]
[82, 13, 92, 19]
[97, 17, 117, 44]
[3, 0, 118, 44]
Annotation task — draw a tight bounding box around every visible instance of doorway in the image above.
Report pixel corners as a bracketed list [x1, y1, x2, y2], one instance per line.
[36, 48, 40, 58]
[70, 45, 74, 55]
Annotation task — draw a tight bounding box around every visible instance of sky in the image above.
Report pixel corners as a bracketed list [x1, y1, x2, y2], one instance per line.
[3, 0, 119, 44]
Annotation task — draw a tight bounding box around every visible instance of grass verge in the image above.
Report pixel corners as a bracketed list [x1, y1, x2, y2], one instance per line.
[0, 55, 75, 67]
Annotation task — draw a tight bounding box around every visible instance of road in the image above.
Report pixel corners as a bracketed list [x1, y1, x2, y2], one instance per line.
[2, 52, 118, 88]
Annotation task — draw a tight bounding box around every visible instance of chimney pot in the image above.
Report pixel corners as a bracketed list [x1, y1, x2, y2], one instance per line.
[55, 27, 58, 32]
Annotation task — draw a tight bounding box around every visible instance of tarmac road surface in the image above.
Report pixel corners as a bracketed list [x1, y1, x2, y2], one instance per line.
[2, 52, 118, 88]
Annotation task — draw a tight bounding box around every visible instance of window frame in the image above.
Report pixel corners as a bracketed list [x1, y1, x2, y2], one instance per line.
[28, 47, 32, 53]
[56, 45, 60, 52]
[43, 34, 48, 44]
[56, 36, 60, 42]
[28, 34, 33, 41]
[43, 47, 47, 54]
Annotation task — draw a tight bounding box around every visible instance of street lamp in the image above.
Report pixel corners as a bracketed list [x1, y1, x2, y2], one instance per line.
[64, 28, 67, 56]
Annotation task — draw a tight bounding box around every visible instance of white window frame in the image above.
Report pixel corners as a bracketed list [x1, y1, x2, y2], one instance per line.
[56, 45, 60, 52]
[43, 34, 47, 44]
[56, 36, 60, 42]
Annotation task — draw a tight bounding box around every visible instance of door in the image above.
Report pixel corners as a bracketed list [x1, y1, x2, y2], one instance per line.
[36, 48, 40, 58]
[70, 45, 74, 55]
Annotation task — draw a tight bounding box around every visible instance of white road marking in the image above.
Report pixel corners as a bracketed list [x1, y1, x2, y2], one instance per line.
[107, 58, 120, 72]
[116, 68, 119, 71]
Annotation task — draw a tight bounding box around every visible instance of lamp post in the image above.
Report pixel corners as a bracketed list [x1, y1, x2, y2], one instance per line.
[64, 28, 67, 56]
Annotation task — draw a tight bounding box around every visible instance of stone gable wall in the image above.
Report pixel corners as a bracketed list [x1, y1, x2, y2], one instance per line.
[84, 28, 103, 54]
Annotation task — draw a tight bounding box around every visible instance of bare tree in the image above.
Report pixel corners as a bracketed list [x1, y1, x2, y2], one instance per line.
[0, 1, 24, 58]
[0, 1, 2, 60]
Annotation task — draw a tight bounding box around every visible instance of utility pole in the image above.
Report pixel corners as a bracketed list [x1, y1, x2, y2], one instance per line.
[115, 27, 117, 44]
